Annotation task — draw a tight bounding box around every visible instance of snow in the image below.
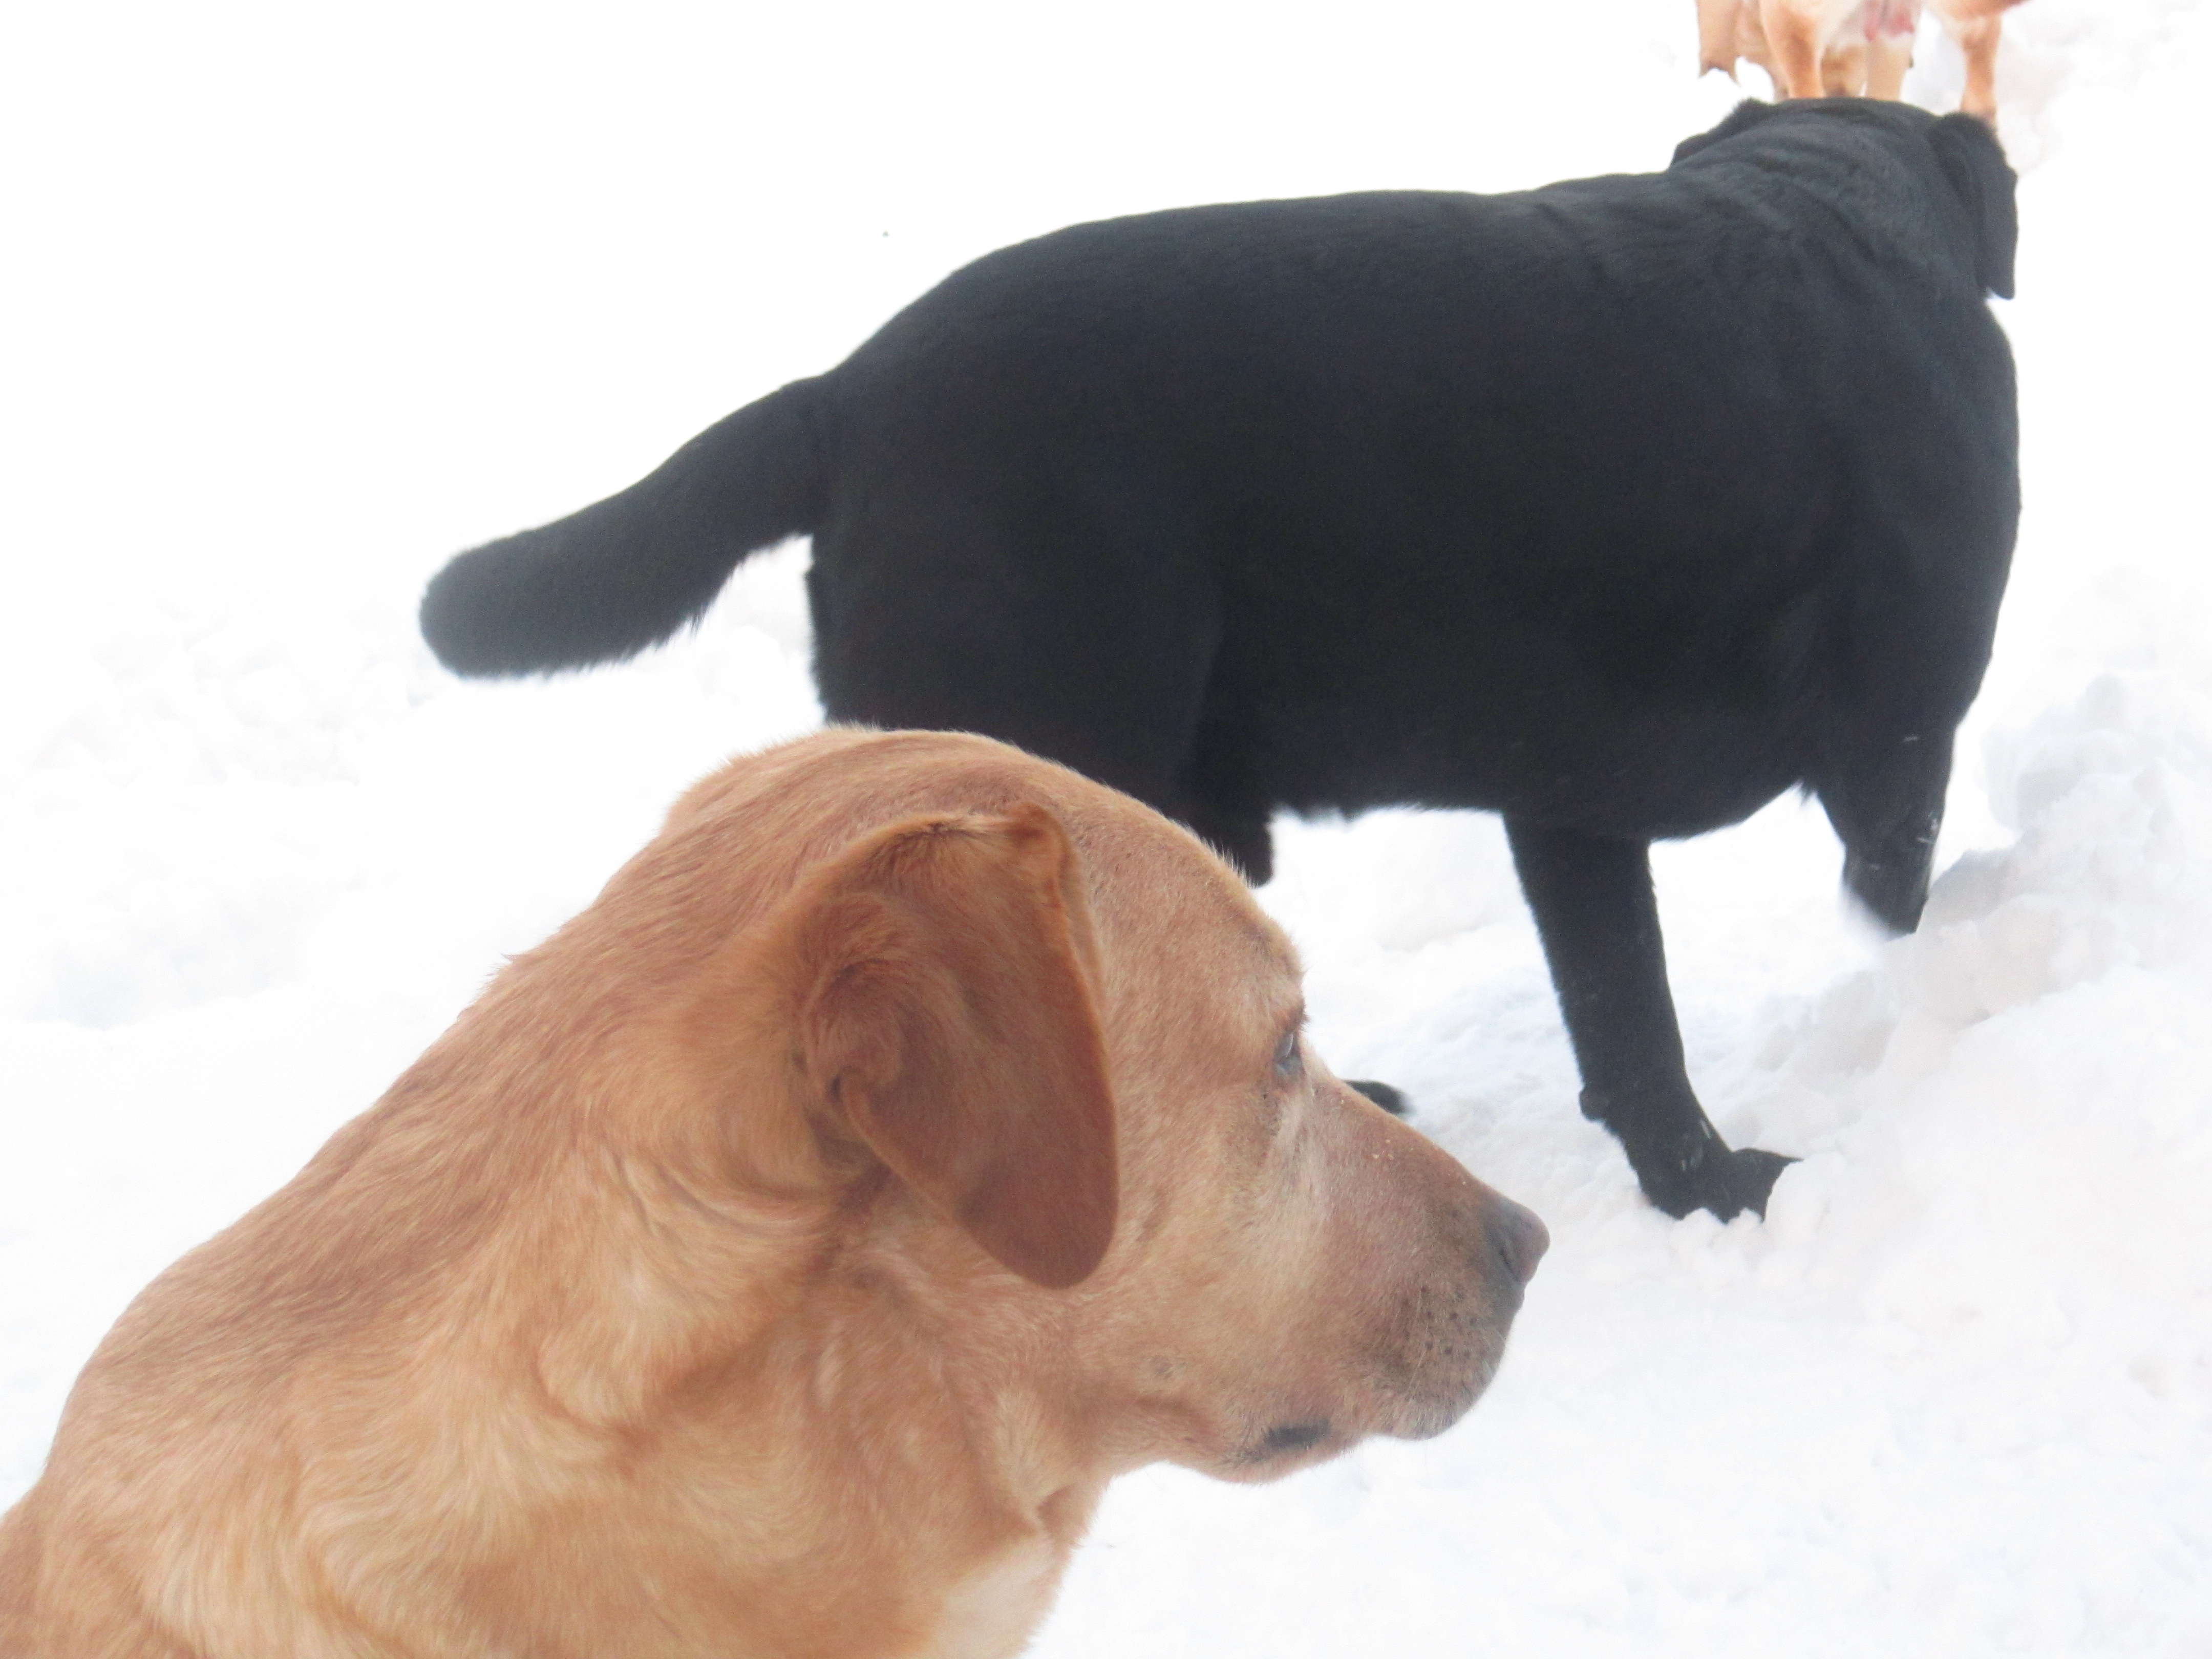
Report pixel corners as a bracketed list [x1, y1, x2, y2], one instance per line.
[5, 1, 2210, 1653]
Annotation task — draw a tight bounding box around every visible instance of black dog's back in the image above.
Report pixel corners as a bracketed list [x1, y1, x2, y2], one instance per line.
[813, 107, 2011, 847]
[421, 99, 2019, 1220]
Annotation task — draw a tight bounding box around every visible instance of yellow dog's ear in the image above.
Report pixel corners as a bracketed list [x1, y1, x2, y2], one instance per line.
[782, 804, 1118, 1289]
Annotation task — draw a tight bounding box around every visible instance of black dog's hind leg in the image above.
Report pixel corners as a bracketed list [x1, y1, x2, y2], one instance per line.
[1174, 706, 1278, 885]
[1505, 818, 1793, 1220]
[1177, 793, 1275, 888]
[1180, 741, 1411, 1115]
[1345, 1080, 1410, 1116]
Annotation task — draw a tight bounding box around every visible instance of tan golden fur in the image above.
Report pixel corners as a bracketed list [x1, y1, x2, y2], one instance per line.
[1697, 0, 2026, 119]
[0, 729, 1540, 1658]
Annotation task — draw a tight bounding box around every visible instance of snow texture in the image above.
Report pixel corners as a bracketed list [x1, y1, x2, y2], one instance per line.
[4, 2, 2209, 1653]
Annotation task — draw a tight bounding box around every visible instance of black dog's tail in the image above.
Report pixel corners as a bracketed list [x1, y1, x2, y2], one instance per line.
[420, 376, 826, 676]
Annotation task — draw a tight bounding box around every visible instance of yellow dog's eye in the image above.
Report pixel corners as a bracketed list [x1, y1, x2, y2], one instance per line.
[1273, 1028, 1303, 1078]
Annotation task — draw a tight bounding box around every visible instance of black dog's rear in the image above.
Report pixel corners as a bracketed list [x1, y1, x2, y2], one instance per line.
[423, 99, 2019, 1221]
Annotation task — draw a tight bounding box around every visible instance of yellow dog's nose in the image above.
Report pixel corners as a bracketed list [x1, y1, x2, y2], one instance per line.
[1488, 1198, 1549, 1288]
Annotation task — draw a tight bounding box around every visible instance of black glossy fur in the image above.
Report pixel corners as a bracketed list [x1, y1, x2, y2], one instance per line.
[422, 100, 2019, 1220]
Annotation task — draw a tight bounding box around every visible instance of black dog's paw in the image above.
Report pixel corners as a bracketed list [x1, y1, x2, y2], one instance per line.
[1843, 846, 1932, 938]
[1711, 1146, 1797, 1220]
[1640, 1141, 1796, 1222]
[1347, 1079, 1410, 1116]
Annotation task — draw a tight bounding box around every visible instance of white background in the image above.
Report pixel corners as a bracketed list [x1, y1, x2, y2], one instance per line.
[4, 2, 2209, 1653]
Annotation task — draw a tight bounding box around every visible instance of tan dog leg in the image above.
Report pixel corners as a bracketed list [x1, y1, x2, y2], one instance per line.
[1759, 0, 1830, 97]
[1697, 0, 1750, 77]
[1951, 15, 2003, 118]
[1864, 31, 1913, 98]
[1822, 38, 1870, 96]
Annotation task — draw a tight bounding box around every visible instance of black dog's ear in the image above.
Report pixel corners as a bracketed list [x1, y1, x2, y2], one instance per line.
[1927, 112, 2018, 299]
[1671, 99, 1780, 166]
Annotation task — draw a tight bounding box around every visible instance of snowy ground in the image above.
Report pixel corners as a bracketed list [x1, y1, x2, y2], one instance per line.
[5, 1, 2210, 1653]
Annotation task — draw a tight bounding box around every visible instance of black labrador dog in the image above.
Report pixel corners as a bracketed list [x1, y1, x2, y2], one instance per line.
[422, 99, 2019, 1221]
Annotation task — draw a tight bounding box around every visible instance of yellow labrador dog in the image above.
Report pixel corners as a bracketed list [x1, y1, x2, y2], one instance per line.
[1, 729, 1544, 1658]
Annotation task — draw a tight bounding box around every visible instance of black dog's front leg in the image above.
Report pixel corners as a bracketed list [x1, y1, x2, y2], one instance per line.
[1818, 728, 1956, 937]
[1504, 818, 1793, 1221]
